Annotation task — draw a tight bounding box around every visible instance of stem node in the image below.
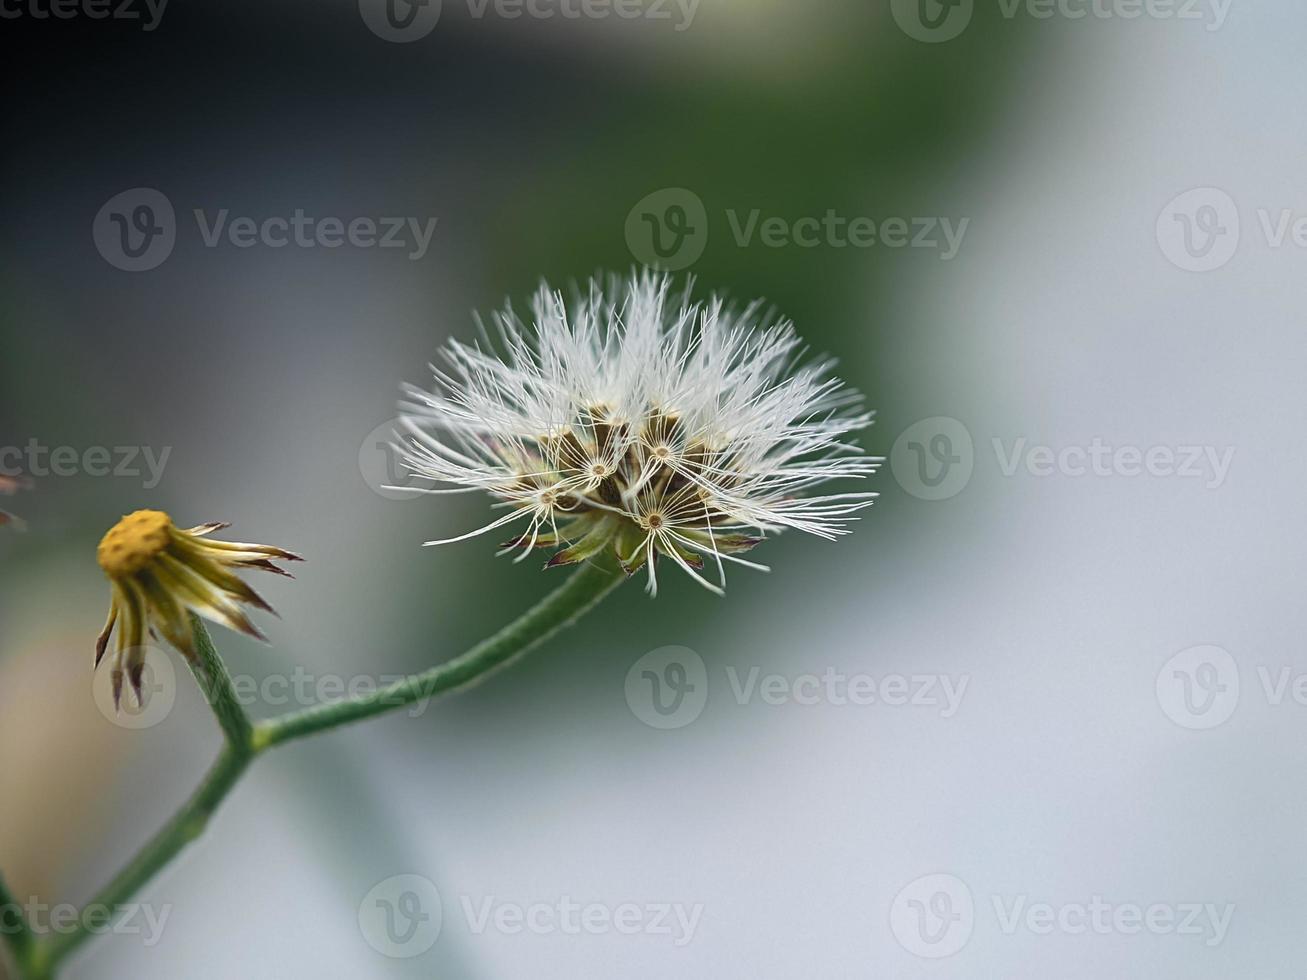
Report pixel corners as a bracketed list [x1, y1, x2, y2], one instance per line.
[32, 562, 624, 977]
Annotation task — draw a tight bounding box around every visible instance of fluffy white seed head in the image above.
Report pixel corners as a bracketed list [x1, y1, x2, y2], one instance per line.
[397, 271, 879, 594]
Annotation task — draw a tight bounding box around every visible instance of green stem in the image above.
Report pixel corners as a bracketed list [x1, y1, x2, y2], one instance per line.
[189, 614, 254, 749]
[254, 560, 624, 750]
[1, 869, 34, 975]
[30, 747, 252, 977]
[31, 561, 624, 977]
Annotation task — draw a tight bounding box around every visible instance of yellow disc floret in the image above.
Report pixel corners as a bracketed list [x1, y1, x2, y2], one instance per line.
[96, 509, 173, 579]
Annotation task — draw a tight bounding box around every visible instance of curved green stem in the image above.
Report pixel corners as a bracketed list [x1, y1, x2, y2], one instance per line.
[254, 560, 624, 749]
[30, 746, 252, 977]
[31, 562, 625, 978]
[189, 613, 254, 748]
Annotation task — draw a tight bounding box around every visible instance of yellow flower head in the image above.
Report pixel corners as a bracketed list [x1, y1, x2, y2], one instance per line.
[95, 510, 302, 709]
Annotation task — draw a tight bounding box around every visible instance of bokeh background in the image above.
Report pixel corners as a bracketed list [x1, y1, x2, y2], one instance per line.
[3, 0, 1304, 977]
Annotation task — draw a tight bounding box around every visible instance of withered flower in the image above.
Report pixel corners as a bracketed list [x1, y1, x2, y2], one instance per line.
[95, 510, 301, 709]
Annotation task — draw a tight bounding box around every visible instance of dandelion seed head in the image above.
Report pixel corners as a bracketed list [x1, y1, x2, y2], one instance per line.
[399, 271, 880, 594]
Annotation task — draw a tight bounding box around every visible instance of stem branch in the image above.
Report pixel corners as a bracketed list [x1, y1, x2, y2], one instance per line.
[32, 562, 624, 977]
